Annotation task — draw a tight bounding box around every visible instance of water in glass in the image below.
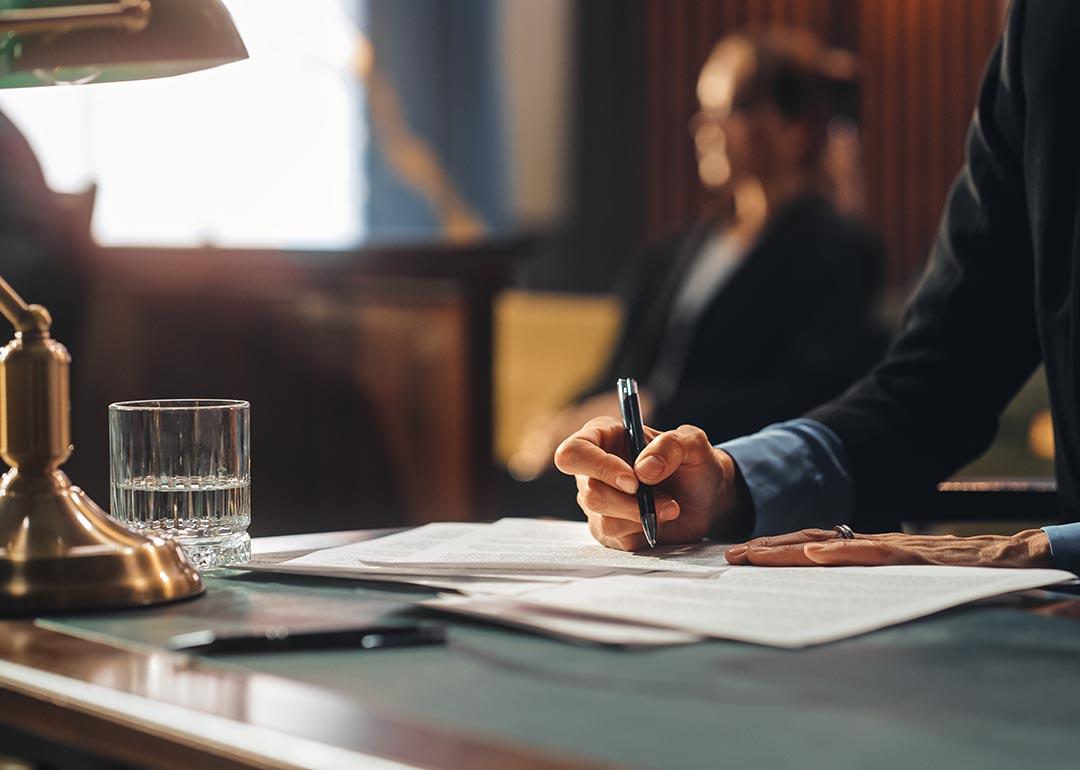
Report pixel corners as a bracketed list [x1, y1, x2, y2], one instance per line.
[109, 399, 251, 569]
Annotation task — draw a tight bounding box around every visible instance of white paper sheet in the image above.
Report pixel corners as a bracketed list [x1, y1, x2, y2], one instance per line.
[508, 566, 1077, 648]
[422, 594, 704, 646]
[369, 518, 730, 575]
[273, 521, 611, 579]
[239, 560, 586, 585]
[283, 522, 483, 565]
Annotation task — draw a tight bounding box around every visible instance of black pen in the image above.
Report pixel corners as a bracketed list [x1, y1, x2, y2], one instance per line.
[166, 623, 446, 655]
[616, 377, 658, 548]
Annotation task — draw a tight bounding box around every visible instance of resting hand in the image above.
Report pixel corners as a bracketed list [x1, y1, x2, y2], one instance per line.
[554, 417, 745, 551]
[724, 528, 1053, 568]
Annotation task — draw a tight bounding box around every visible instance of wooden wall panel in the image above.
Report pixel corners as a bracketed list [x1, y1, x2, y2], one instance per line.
[637, 0, 1007, 288]
[858, 0, 1007, 284]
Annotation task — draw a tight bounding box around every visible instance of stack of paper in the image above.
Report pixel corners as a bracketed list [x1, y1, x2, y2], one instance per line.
[484, 567, 1076, 648]
[243, 519, 731, 589]
[341, 518, 731, 574]
[239, 518, 1076, 649]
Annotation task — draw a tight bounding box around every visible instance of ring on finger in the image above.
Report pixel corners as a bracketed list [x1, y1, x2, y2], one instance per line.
[834, 523, 855, 540]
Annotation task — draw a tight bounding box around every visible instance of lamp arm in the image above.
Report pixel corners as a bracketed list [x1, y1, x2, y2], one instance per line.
[0, 274, 50, 333]
[0, 0, 150, 37]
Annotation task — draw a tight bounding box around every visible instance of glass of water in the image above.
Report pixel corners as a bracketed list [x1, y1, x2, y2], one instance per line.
[109, 399, 251, 569]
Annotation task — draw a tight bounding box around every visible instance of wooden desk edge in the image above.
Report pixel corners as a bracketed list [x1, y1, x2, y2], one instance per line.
[0, 620, 612, 770]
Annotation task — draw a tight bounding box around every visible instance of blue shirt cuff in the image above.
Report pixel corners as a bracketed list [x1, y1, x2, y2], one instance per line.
[719, 418, 854, 538]
[1042, 523, 1080, 573]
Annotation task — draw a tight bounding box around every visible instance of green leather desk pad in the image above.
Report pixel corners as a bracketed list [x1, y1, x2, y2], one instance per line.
[41, 568, 1080, 770]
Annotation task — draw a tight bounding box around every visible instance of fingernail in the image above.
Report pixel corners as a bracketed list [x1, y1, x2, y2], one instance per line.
[636, 456, 665, 480]
[804, 543, 833, 553]
[659, 500, 679, 520]
[726, 545, 747, 558]
[615, 475, 637, 494]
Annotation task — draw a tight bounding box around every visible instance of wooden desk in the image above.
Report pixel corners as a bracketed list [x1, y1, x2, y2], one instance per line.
[1, 531, 1078, 770]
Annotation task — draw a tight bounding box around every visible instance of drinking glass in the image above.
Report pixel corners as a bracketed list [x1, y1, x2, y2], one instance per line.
[109, 399, 251, 569]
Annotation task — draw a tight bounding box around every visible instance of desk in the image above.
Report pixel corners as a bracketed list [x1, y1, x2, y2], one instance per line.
[1, 531, 1078, 770]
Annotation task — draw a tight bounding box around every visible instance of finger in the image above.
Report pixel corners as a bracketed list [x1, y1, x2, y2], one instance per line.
[554, 418, 637, 494]
[731, 528, 838, 552]
[576, 477, 681, 523]
[586, 512, 639, 540]
[633, 424, 714, 485]
[802, 540, 906, 566]
[586, 513, 650, 552]
[740, 542, 822, 567]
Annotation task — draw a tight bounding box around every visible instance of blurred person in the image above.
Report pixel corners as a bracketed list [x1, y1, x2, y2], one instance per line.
[510, 28, 886, 485]
[555, 0, 1080, 574]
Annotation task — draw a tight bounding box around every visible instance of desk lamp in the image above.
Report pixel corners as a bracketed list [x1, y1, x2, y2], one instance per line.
[0, 0, 247, 613]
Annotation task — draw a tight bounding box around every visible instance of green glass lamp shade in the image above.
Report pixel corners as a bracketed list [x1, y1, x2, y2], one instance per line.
[0, 0, 248, 88]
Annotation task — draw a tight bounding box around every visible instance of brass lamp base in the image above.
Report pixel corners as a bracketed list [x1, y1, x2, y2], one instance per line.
[0, 468, 203, 614]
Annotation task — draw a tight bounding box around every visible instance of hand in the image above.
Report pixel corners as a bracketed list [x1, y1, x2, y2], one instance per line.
[724, 528, 1053, 568]
[554, 417, 746, 551]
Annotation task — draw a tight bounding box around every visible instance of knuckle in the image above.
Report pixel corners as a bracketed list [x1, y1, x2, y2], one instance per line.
[650, 431, 680, 456]
[677, 424, 708, 443]
[583, 415, 618, 431]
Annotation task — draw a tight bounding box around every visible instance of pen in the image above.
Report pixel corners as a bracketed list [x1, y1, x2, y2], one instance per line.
[166, 623, 446, 655]
[616, 377, 658, 548]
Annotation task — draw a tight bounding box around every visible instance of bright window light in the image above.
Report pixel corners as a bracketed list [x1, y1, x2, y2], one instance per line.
[0, 0, 366, 249]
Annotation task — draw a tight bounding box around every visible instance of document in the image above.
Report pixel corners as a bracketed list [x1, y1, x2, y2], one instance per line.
[508, 566, 1077, 648]
[242, 521, 610, 584]
[238, 561, 576, 588]
[421, 594, 704, 647]
[406, 578, 560, 597]
[284, 522, 483, 565]
[370, 518, 730, 575]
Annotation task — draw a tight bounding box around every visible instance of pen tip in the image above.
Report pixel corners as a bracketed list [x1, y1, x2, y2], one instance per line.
[643, 517, 658, 548]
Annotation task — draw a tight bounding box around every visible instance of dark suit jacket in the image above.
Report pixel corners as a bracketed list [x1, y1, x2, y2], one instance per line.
[583, 195, 887, 444]
[810, 0, 1080, 527]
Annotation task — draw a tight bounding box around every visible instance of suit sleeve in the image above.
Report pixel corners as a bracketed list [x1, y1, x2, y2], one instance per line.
[808, 0, 1041, 524]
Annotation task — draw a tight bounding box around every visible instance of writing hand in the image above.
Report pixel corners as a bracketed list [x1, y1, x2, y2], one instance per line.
[554, 417, 745, 551]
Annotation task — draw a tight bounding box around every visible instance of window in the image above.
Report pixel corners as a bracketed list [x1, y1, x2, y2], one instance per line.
[0, 0, 366, 249]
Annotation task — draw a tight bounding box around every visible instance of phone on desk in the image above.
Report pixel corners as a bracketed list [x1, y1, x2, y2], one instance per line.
[166, 622, 446, 655]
